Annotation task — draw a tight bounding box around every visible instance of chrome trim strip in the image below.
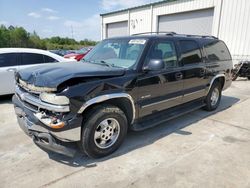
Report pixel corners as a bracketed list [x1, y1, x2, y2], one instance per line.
[183, 89, 205, 97]
[15, 86, 70, 112]
[77, 93, 136, 124]
[141, 95, 182, 109]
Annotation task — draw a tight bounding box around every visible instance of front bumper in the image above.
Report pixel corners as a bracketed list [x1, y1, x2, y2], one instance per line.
[16, 113, 76, 157]
[13, 94, 82, 157]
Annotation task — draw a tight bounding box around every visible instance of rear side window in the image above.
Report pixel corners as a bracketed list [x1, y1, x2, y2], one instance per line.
[204, 41, 232, 61]
[179, 40, 202, 65]
[43, 55, 58, 63]
[0, 53, 18, 67]
[21, 53, 45, 65]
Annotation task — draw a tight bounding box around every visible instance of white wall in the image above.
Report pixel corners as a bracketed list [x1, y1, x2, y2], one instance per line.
[129, 7, 152, 35]
[218, 0, 250, 62]
[101, 0, 250, 61]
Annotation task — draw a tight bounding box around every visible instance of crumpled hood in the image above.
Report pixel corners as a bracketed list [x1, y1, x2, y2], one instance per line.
[17, 62, 125, 88]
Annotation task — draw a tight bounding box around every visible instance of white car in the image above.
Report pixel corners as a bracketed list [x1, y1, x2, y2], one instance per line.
[0, 48, 74, 95]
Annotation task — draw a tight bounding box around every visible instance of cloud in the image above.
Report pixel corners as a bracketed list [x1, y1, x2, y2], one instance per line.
[41, 8, 58, 13]
[28, 12, 41, 18]
[42, 29, 53, 33]
[101, 0, 152, 11]
[47, 16, 60, 20]
[64, 14, 100, 40]
[0, 20, 9, 25]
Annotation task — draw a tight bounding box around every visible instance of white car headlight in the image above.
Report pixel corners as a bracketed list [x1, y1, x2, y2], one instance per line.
[40, 93, 69, 105]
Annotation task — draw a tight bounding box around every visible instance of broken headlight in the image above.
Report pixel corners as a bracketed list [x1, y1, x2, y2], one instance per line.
[40, 93, 69, 105]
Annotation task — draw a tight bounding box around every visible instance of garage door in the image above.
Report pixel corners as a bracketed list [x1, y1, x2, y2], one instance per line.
[106, 21, 128, 38]
[158, 9, 214, 35]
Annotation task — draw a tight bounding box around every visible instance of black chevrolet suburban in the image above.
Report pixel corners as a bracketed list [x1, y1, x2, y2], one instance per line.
[13, 33, 233, 158]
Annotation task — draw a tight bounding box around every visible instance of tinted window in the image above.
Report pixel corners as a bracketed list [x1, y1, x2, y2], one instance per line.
[146, 41, 178, 68]
[0, 53, 18, 67]
[179, 40, 202, 65]
[204, 41, 231, 61]
[21, 53, 45, 65]
[43, 55, 58, 63]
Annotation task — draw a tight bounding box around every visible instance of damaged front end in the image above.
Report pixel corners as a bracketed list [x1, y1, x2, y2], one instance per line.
[13, 79, 82, 157]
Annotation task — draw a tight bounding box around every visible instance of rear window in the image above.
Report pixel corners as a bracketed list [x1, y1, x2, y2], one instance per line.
[0, 53, 18, 67]
[179, 40, 202, 65]
[204, 41, 231, 61]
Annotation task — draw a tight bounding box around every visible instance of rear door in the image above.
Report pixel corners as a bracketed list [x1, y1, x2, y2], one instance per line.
[0, 53, 19, 95]
[177, 40, 208, 103]
[20, 52, 45, 70]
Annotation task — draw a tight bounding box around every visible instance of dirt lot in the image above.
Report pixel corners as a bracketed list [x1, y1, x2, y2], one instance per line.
[0, 79, 250, 188]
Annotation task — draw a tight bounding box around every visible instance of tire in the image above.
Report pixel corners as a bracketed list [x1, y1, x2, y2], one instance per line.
[203, 81, 222, 111]
[80, 104, 128, 158]
[247, 76, 250, 80]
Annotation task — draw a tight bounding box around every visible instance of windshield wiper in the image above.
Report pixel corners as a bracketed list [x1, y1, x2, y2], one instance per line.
[83, 59, 115, 68]
[99, 60, 112, 67]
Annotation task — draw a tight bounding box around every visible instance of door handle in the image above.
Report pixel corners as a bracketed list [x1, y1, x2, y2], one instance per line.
[175, 72, 183, 80]
[7, 68, 17, 72]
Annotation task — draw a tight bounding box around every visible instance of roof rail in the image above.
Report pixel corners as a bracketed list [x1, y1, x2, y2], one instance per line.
[132, 31, 218, 39]
[132, 32, 176, 36]
[179, 34, 218, 39]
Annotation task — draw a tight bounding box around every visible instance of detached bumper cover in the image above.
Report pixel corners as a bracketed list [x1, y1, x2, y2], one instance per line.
[18, 116, 76, 157]
[13, 95, 82, 157]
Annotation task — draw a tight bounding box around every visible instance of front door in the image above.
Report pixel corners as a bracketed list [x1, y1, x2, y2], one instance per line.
[0, 53, 19, 95]
[136, 39, 184, 118]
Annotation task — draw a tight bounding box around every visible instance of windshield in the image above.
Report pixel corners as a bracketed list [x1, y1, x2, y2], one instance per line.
[82, 38, 147, 69]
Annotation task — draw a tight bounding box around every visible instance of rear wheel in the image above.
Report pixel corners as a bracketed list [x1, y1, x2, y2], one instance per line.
[203, 81, 222, 111]
[247, 76, 250, 80]
[80, 105, 128, 158]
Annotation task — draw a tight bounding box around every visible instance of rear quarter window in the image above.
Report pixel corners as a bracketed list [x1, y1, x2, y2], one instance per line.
[0, 53, 18, 67]
[43, 55, 58, 63]
[204, 41, 232, 61]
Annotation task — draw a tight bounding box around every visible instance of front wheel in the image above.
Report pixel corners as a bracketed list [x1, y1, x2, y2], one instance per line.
[80, 105, 128, 158]
[203, 81, 222, 111]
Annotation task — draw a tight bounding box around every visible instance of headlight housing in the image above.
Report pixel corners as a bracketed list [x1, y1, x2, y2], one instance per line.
[40, 93, 69, 105]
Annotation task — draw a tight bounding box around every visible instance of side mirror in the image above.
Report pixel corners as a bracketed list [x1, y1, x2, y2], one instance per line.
[143, 59, 165, 71]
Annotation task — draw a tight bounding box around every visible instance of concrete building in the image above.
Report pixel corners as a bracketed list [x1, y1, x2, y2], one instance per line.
[100, 0, 250, 62]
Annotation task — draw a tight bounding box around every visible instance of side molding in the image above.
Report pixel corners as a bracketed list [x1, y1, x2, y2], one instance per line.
[206, 74, 226, 94]
[78, 93, 136, 124]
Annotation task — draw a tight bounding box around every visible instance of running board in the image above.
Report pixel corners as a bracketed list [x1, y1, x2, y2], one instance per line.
[132, 99, 205, 131]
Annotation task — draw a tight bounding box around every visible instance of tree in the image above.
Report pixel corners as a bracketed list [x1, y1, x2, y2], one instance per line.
[0, 25, 98, 49]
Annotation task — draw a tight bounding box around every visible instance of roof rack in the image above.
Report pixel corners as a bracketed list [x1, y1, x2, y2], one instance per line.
[176, 34, 218, 39]
[132, 32, 176, 36]
[132, 31, 218, 39]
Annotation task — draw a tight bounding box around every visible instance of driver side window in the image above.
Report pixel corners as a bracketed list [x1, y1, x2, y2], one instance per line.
[146, 41, 178, 68]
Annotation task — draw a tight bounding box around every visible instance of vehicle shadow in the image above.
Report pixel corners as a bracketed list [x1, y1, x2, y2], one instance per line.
[35, 95, 240, 167]
[0, 95, 13, 104]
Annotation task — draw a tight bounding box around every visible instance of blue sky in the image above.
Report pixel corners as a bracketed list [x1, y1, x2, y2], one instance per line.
[0, 0, 158, 41]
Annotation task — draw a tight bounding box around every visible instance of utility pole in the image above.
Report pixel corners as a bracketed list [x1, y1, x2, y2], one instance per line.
[71, 25, 74, 39]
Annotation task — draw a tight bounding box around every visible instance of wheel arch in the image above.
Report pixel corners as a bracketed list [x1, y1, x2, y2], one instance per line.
[78, 93, 136, 125]
[207, 74, 225, 94]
